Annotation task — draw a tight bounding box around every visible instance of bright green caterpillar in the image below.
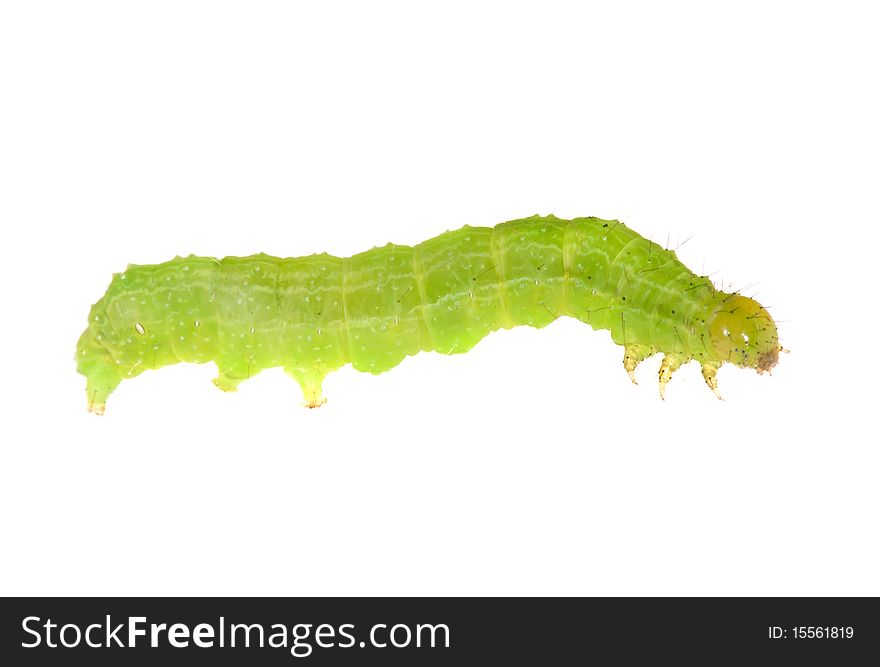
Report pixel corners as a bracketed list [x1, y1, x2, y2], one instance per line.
[76, 215, 782, 413]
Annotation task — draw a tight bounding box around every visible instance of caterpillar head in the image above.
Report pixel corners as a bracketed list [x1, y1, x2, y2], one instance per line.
[708, 295, 781, 374]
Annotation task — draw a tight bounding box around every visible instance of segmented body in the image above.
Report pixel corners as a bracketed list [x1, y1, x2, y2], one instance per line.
[76, 215, 780, 412]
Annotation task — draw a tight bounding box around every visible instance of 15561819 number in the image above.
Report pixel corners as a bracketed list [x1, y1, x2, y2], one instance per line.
[791, 626, 854, 639]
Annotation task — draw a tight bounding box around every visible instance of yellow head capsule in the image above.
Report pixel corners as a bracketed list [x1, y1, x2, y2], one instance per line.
[708, 295, 780, 373]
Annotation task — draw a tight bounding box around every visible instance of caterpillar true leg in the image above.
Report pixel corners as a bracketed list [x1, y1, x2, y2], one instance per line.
[658, 353, 687, 400]
[623, 344, 654, 385]
[701, 363, 723, 400]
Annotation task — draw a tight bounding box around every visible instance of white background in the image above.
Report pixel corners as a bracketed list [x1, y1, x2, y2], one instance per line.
[1, 1, 877, 596]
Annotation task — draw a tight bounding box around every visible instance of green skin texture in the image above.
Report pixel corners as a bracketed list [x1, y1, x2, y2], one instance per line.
[76, 215, 780, 412]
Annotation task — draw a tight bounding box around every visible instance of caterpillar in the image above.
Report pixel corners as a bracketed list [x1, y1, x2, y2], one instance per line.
[76, 215, 782, 414]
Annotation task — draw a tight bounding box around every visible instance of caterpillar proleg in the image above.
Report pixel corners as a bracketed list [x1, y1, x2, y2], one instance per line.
[76, 215, 782, 413]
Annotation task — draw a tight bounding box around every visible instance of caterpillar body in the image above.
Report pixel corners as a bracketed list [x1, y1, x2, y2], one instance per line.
[76, 215, 782, 414]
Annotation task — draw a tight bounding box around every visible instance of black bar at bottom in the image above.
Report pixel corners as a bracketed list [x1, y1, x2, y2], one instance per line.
[1, 597, 875, 665]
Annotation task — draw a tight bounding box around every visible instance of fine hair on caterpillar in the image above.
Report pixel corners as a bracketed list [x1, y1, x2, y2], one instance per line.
[75, 215, 784, 414]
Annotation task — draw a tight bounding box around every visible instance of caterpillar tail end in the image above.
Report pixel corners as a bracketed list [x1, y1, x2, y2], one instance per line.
[83, 370, 121, 416]
[77, 323, 124, 414]
[79, 357, 122, 416]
